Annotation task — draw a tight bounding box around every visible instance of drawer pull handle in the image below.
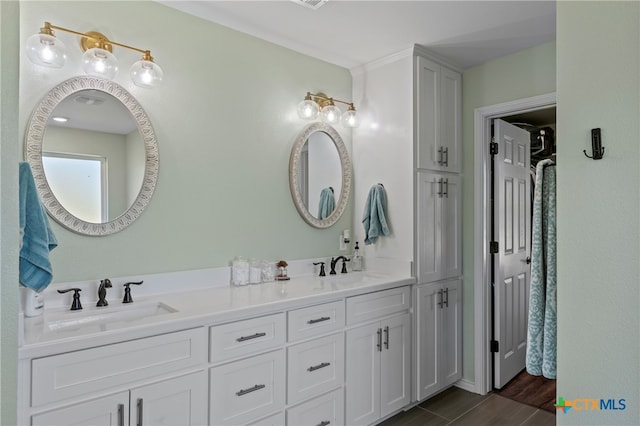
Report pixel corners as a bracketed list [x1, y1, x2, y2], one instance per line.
[236, 384, 266, 396]
[236, 332, 267, 342]
[307, 362, 331, 372]
[377, 328, 382, 352]
[317, 421, 331, 426]
[307, 316, 331, 324]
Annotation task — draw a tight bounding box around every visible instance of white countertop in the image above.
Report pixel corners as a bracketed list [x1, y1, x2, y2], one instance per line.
[20, 270, 415, 359]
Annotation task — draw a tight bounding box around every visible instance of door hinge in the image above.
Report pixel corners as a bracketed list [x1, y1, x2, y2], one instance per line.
[490, 142, 499, 155]
[490, 340, 499, 353]
[490, 241, 499, 254]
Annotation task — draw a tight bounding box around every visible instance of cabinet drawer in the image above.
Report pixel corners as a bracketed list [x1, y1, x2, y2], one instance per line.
[287, 333, 344, 405]
[210, 350, 285, 426]
[246, 411, 285, 426]
[210, 313, 285, 363]
[31, 328, 206, 407]
[287, 300, 345, 342]
[346, 287, 410, 325]
[286, 388, 344, 426]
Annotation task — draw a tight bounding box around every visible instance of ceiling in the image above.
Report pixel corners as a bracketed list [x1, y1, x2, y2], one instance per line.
[159, 0, 556, 70]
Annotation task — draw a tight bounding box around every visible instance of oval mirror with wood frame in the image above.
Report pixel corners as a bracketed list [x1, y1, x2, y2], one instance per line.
[289, 122, 352, 228]
[24, 76, 159, 236]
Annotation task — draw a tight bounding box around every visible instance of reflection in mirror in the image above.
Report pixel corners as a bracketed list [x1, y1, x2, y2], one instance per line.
[298, 130, 342, 219]
[25, 76, 159, 236]
[289, 122, 351, 228]
[41, 89, 146, 223]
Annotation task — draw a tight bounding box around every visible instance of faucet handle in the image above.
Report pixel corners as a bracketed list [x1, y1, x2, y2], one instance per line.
[122, 281, 143, 304]
[313, 262, 326, 277]
[341, 258, 350, 274]
[57, 288, 83, 311]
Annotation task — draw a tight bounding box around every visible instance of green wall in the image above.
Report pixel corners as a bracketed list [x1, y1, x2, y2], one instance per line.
[19, 1, 353, 284]
[0, 1, 20, 424]
[557, 2, 639, 424]
[461, 41, 556, 381]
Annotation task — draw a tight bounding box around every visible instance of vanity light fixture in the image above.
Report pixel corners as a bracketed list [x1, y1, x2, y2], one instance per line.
[297, 92, 359, 128]
[26, 22, 164, 88]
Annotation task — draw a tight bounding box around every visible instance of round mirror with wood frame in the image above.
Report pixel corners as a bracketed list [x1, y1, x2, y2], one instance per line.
[24, 76, 159, 236]
[289, 122, 352, 228]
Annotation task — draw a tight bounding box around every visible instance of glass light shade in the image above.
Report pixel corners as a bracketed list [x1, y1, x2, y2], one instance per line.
[320, 104, 341, 124]
[130, 60, 164, 88]
[297, 99, 319, 120]
[82, 47, 118, 79]
[26, 33, 67, 68]
[341, 109, 359, 128]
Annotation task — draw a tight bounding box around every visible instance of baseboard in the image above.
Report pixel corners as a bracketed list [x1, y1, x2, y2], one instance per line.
[455, 378, 482, 395]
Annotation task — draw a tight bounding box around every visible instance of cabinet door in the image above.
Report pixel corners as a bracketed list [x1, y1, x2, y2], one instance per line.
[345, 323, 381, 426]
[31, 391, 128, 426]
[417, 172, 441, 283]
[440, 280, 462, 387]
[415, 284, 441, 401]
[131, 371, 207, 426]
[380, 313, 411, 418]
[440, 174, 462, 281]
[416, 55, 440, 170]
[439, 67, 461, 172]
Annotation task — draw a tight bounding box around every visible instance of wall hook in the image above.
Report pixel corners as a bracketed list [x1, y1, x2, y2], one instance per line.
[584, 128, 605, 160]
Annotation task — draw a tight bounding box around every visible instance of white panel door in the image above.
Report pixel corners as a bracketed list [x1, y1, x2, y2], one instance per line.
[493, 119, 531, 388]
[440, 280, 462, 387]
[416, 55, 439, 170]
[31, 391, 128, 426]
[440, 67, 462, 172]
[415, 283, 442, 401]
[440, 174, 462, 280]
[417, 171, 440, 283]
[380, 313, 411, 418]
[131, 371, 207, 426]
[345, 323, 381, 426]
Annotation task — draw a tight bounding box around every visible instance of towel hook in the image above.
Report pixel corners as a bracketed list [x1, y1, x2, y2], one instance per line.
[584, 128, 605, 160]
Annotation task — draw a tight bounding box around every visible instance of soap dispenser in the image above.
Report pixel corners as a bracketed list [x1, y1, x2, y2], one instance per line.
[352, 241, 363, 271]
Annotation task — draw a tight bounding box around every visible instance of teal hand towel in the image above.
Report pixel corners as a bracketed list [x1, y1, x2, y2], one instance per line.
[362, 184, 389, 245]
[19, 162, 57, 293]
[318, 187, 336, 219]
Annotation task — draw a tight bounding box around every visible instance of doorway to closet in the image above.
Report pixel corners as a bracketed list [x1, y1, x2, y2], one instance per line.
[472, 93, 556, 396]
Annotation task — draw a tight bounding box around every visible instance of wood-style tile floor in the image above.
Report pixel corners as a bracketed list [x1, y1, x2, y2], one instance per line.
[379, 387, 556, 426]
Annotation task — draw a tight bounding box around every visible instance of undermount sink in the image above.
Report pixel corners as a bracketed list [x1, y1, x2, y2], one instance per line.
[44, 302, 178, 333]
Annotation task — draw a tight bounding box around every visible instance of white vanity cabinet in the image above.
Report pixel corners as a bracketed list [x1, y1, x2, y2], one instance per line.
[21, 276, 415, 426]
[416, 54, 462, 173]
[345, 288, 411, 426]
[28, 328, 208, 426]
[415, 279, 462, 401]
[416, 171, 462, 284]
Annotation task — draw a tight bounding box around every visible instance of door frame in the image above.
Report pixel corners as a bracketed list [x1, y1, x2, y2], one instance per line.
[473, 92, 556, 395]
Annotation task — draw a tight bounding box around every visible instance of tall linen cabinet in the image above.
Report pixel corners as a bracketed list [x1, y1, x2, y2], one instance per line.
[351, 45, 462, 406]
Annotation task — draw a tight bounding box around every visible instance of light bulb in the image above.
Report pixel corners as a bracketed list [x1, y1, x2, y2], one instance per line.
[25, 33, 67, 68]
[297, 99, 319, 120]
[320, 104, 341, 124]
[130, 60, 164, 88]
[341, 109, 359, 128]
[82, 47, 118, 79]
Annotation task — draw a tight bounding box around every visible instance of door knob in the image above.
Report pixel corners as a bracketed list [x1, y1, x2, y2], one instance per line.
[520, 256, 531, 264]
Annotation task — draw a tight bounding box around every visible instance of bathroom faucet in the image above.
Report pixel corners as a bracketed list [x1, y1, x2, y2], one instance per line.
[96, 278, 112, 307]
[330, 256, 350, 275]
